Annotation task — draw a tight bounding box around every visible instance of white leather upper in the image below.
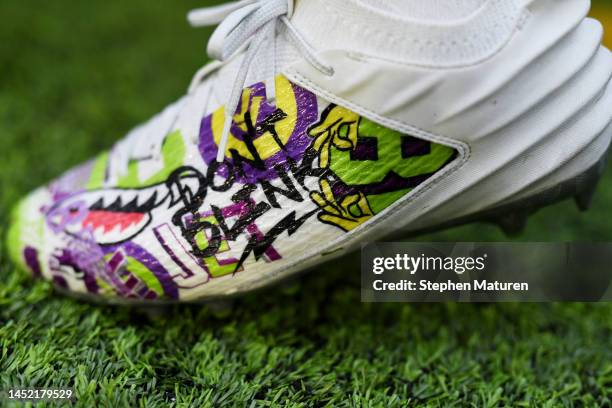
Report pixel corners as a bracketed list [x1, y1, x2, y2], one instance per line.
[292, 0, 529, 68]
[283, 0, 612, 231]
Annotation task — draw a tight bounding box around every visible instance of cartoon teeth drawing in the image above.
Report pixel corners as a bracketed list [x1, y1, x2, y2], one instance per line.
[46, 183, 170, 245]
[45, 166, 208, 246]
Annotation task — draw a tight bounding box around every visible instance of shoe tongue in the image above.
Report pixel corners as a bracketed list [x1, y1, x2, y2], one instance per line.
[353, 0, 487, 21]
[206, 31, 301, 112]
[203, 0, 490, 112]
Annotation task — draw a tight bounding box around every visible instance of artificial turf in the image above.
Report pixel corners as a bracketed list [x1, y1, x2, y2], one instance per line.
[1, 1, 612, 406]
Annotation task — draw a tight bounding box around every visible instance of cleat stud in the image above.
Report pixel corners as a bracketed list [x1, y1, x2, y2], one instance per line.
[575, 183, 598, 212]
[496, 212, 528, 236]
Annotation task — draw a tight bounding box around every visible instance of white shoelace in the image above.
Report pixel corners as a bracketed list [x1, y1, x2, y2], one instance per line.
[188, 0, 334, 162]
[112, 0, 333, 179]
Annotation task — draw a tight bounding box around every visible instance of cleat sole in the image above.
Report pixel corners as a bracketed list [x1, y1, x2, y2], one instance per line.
[405, 141, 610, 238]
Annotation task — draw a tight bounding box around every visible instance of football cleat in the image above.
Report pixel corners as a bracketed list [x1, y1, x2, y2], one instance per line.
[7, 0, 612, 303]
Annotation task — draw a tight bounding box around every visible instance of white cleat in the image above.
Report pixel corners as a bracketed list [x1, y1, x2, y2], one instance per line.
[8, 0, 612, 303]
